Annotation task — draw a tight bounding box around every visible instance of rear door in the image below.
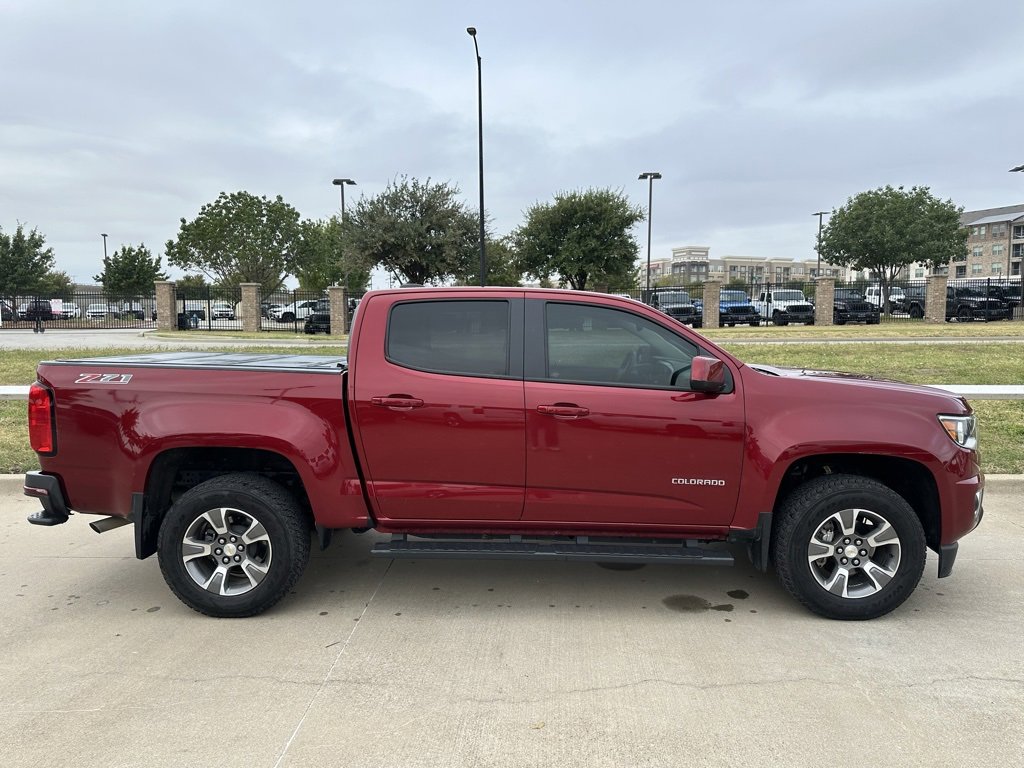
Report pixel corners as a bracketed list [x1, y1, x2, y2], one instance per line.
[522, 299, 744, 529]
[351, 295, 526, 522]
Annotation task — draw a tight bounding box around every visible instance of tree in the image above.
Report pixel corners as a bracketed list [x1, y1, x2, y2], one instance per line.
[94, 243, 168, 300]
[292, 217, 372, 293]
[343, 177, 478, 285]
[37, 270, 75, 299]
[0, 223, 57, 296]
[514, 188, 644, 291]
[453, 235, 523, 287]
[165, 191, 302, 295]
[819, 185, 968, 312]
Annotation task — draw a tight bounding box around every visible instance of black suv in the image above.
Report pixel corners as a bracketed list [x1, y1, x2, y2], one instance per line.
[21, 299, 54, 322]
[895, 285, 928, 319]
[946, 287, 1011, 322]
[652, 290, 702, 328]
[833, 288, 880, 325]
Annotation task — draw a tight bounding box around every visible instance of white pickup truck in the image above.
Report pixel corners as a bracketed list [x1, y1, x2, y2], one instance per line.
[751, 289, 815, 326]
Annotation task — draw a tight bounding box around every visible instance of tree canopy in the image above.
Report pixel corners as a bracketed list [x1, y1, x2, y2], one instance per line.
[94, 243, 168, 300]
[0, 223, 59, 296]
[292, 217, 372, 293]
[454, 235, 523, 287]
[165, 191, 302, 294]
[343, 177, 478, 285]
[514, 188, 643, 291]
[820, 185, 967, 309]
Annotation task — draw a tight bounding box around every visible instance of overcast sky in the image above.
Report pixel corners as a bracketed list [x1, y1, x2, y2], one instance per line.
[2, 0, 1023, 288]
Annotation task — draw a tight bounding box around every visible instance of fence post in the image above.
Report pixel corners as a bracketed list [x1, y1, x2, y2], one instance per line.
[814, 278, 834, 326]
[328, 285, 348, 336]
[155, 281, 176, 331]
[925, 274, 948, 323]
[239, 283, 261, 333]
[702, 280, 721, 329]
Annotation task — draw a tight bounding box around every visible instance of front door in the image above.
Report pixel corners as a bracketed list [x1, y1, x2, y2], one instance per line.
[522, 300, 744, 529]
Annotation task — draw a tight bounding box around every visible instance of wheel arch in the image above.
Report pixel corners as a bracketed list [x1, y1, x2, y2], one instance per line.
[137, 447, 312, 559]
[771, 453, 941, 553]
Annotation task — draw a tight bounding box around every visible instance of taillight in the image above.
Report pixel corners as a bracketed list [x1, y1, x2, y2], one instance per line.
[28, 383, 56, 455]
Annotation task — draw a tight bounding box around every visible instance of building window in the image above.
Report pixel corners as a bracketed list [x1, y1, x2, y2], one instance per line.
[952, 254, 966, 263]
[992, 263, 1002, 274]
[993, 244, 1005, 258]
[956, 265, 967, 278]
[971, 263, 983, 274]
[1014, 225, 1024, 240]
[991, 223, 1007, 237]
[972, 246, 984, 259]
[970, 225, 987, 236]
[914, 268, 925, 278]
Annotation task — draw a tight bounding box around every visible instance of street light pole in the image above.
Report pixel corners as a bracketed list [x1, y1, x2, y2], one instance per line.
[813, 211, 828, 277]
[467, 26, 485, 286]
[101, 233, 108, 262]
[638, 172, 662, 299]
[332, 178, 356, 222]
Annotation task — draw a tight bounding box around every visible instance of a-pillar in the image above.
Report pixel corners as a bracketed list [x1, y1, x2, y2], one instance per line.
[328, 285, 348, 336]
[814, 278, 835, 326]
[702, 280, 721, 329]
[155, 281, 176, 331]
[240, 283, 261, 333]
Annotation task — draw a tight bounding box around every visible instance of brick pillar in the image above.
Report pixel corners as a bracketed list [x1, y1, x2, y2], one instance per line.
[328, 285, 348, 336]
[925, 274, 948, 323]
[702, 280, 721, 329]
[240, 283, 261, 333]
[155, 281, 175, 331]
[814, 278, 835, 326]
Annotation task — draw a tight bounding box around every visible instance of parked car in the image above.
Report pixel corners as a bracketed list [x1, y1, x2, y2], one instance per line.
[0, 300, 15, 322]
[652, 290, 702, 328]
[987, 284, 1021, 312]
[864, 286, 906, 312]
[751, 289, 815, 326]
[833, 288, 880, 325]
[211, 301, 236, 320]
[946, 287, 1011, 322]
[260, 302, 282, 319]
[86, 303, 119, 320]
[20, 299, 55, 322]
[303, 310, 331, 334]
[717, 289, 762, 327]
[271, 299, 323, 323]
[894, 285, 928, 319]
[55, 302, 81, 319]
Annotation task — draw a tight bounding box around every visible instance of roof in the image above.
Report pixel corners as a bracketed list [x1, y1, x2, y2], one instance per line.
[966, 212, 1024, 226]
[961, 204, 1024, 225]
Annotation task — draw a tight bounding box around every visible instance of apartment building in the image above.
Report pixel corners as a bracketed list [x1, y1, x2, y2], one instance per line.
[960, 204, 1024, 279]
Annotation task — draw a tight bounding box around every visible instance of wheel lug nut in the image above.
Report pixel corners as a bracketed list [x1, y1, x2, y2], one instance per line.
[219, 538, 226, 545]
[853, 559, 861, 566]
[234, 555, 241, 562]
[855, 539, 862, 546]
[841, 558, 848, 564]
[230, 536, 237, 543]
[215, 548, 222, 555]
[844, 538, 851, 544]
[859, 549, 867, 556]
[222, 557, 230, 564]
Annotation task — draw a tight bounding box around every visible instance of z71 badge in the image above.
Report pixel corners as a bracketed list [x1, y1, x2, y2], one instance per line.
[74, 373, 133, 384]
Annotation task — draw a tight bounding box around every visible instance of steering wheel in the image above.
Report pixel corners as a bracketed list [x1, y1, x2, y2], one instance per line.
[669, 364, 691, 387]
[617, 349, 638, 381]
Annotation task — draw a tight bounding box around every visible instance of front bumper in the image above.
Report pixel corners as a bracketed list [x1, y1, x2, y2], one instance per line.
[23, 471, 71, 526]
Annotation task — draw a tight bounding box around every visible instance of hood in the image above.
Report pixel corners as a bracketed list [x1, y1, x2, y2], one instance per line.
[746, 363, 969, 408]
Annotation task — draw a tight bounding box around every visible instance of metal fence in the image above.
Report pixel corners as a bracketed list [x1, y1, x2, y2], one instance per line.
[173, 285, 243, 331]
[259, 288, 366, 334]
[0, 292, 158, 331]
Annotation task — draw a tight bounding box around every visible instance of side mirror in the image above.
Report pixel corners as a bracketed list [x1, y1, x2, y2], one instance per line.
[690, 356, 726, 394]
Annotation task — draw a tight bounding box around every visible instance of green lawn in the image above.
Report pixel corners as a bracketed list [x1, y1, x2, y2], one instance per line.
[1, 335, 1021, 474]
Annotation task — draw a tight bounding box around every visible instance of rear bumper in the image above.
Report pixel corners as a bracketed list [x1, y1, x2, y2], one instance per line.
[23, 471, 71, 526]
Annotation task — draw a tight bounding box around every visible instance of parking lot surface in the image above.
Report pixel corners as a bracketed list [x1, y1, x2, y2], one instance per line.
[0, 478, 1021, 768]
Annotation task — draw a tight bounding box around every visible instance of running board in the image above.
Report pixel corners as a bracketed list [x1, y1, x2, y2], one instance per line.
[371, 534, 734, 566]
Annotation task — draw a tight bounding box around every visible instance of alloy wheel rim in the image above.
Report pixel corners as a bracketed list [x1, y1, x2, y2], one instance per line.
[807, 507, 901, 599]
[180, 507, 273, 596]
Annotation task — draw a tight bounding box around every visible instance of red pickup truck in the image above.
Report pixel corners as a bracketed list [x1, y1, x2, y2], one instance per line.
[24, 288, 984, 620]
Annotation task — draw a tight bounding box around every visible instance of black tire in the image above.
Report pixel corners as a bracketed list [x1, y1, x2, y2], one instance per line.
[772, 312, 788, 327]
[157, 473, 311, 618]
[909, 305, 924, 319]
[833, 313, 846, 326]
[772, 474, 926, 620]
[956, 307, 972, 322]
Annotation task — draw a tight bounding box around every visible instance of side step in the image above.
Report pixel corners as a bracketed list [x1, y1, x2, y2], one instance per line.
[372, 534, 734, 566]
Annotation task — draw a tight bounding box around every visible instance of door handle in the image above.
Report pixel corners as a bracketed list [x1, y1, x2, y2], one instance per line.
[536, 404, 590, 418]
[371, 396, 424, 409]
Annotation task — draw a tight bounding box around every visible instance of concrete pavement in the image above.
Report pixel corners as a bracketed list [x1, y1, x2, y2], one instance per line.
[0, 477, 1021, 767]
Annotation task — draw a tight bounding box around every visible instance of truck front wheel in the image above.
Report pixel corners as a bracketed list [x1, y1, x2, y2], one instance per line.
[157, 473, 311, 618]
[772, 474, 925, 620]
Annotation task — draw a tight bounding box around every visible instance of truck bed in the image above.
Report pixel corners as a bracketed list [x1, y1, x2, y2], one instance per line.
[47, 351, 347, 373]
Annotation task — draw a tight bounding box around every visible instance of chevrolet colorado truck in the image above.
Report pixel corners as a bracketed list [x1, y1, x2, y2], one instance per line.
[24, 288, 984, 620]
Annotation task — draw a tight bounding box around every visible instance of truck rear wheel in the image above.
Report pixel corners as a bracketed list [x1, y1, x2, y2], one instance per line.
[772, 474, 925, 620]
[157, 473, 311, 618]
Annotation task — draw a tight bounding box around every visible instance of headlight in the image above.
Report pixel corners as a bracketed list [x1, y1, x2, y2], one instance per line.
[938, 414, 978, 450]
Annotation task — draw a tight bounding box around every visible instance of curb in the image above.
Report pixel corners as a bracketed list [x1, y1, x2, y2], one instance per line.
[3, 473, 1022, 497]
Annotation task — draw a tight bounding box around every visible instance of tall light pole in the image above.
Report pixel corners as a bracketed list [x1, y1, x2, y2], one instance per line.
[100, 233, 108, 262]
[467, 26, 485, 286]
[813, 211, 828, 277]
[332, 178, 356, 221]
[638, 172, 662, 299]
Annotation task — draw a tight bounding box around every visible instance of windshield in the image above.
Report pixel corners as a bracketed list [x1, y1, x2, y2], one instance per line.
[656, 292, 691, 304]
[773, 291, 805, 301]
[720, 291, 748, 302]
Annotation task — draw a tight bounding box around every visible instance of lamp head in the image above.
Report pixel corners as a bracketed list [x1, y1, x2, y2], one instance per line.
[467, 27, 477, 36]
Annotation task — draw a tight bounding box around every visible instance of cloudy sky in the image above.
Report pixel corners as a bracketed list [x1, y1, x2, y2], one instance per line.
[2, 0, 1023, 288]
